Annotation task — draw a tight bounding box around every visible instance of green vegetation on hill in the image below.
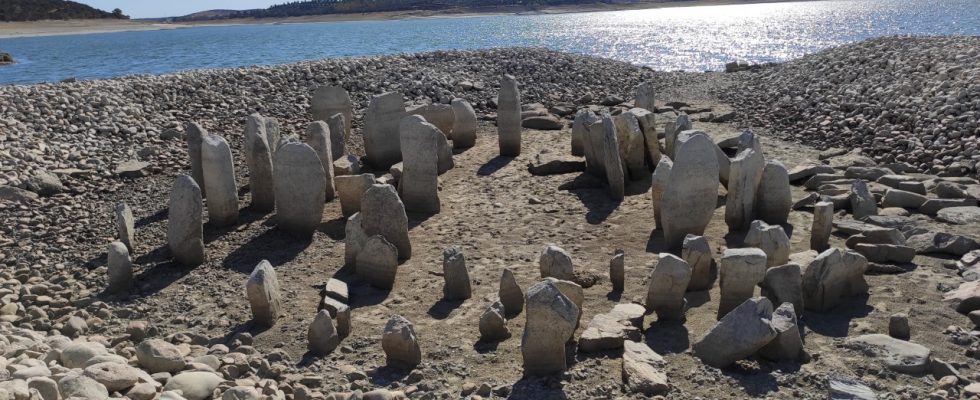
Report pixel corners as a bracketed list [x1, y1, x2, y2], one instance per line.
[0, 0, 127, 22]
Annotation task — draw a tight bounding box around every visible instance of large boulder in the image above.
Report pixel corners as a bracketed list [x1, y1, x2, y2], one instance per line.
[843, 334, 931, 374]
[802, 248, 869, 312]
[692, 297, 777, 368]
[135, 339, 186, 373]
[382, 315, 422, 369]
[661, 135, 720, 249]
[644, 254, 691, 320]
[521, 280, 578, 376]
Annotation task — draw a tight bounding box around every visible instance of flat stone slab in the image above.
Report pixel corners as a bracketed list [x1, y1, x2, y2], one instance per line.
[528, 152, 585, 176]
[936, 206, 980, 225]
[844, 334, 931, 374]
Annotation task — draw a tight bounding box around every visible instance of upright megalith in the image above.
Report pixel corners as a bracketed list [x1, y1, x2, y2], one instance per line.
[311, 85, 353, 140]
[802, 248, 869, 312]
[665, 113, 691, 158]
[344, 213, 367, 266]
[600, 114, 626, 200]
[610, 250, 625, 292]
[718, 248, 768, 319]
[521, 280, 579, 376]
[682, 235, 714, 291]
[407, 103, 456, 137]
[246, 260, 282, 327]
[168, 175, 205, 267]
[364, 92, 407, 169]
[661, 134, 720, 249]
[584, 120, 607, 178]
[274, 143, 326, 237]
[628, 107, 661, 169]
[758, 302, 804, 361]
[114, 202, 135, 253]
[810, 201, 834, 251]
[572, 109, 599, 157]
[399, 115, 441, 214]
[760, 263, 803, 316]
[725, 147, 764, 231]
[184, 122, 207, 196]
[307, 310, 340, 355]
[442, 246, 472, 300]
[336, 173, 376, 217]
[361, 184, 411, 259]
[634, 81, 656, 112]
[450, 98, 477, 149]
[645, 254, 692, 320]
[245, 114, 275, 212]
[306, 121, 337, 201]
[744, 220, 791, 267]
[479, 301, 510, 341]
[201, 133, 238, 227]
[326, 113, 347, 161]
[497, 74, 522, 157]
[693, 297, 777, 368]
[850, 179, 878, 219]
[382, 315, 422, 369]
[614, 112, 647, 180]
[499, 268, 524, 318]
[265, 117, 282, 157]
[756, 161, 792, 225]
[650, 157, 673, 230]
[356, 236, 399, 290]
[106, 241, 133, 293]
[539, 244, 574, 281]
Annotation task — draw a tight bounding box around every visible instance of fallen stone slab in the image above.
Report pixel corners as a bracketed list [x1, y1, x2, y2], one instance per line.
[578, 303, 645, 352]
[829, 376, 877, 400]
[852, 243, 915, 264]
[943, 280, 980, 314]
[843, 334, 931, 374]
[622, 341, 669, 396]
[907, 232, 979, 256]
[919, 198, 977, 216]
[528, 151, 585, 176]
[115, 160, 151, 178]
[881, 189, 927, 209]
[522, 115, 564, 130]
[936, 206, 980, 225]
[788, 164, 835, 183]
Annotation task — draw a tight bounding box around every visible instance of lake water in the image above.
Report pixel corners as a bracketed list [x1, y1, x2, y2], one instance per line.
[1, 0, 978, 85]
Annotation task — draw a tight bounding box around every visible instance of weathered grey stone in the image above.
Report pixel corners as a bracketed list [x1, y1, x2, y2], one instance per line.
[114, 202, 135, 253]
[344, 213, 367, 266]
[881, 189, 927, 209]
[662, 134, 720, 249]
[937, 206, 980, 225]
[264, 117, 282, 158]
[760, 263, 803, 316]
[356, 236, 399, 289]
[361, 184, 411, 259]
[311, 86, 353, 140]
[308, 310, 340, 355]
[583, 117, 606, 177]
[578, 308, 642, 352]
[718, 248, 768, 319]
[919, 198, 977, 216]
[788, 164, 835, 183]
[907, 231, 979, 256]
[27, 377, 58, 400]
[726, 147, 765, 231]
[333, 154, 360, 176]
[613, 113, 646, 180]
[650, 157, 673, 230]
[943, 280, 980, 314]
[802, 248, 869, 312]
[756, 161, 792, 224]
[364, 92, 407, 169]
[600, 114, 626, 200]
[645, 254, 692, 320]
[58, 374, 108, 400]
[845, 166, 892, 181]
[888, 313, 910, 340]
[665, 113, 691, 158]
[83, 362, 140, 392]
[221, 387, 259, 400]
[326, 113, 347, 161]
[245, 114, 275, 212]
[744, 220, 790, 267]
[135, 339, 185, 373]
[571, 109, 598, 157]
[479, 301, 510, 341]
[497, 74, 522, 156]
[544, 277, 584, 332]
[320, 295, 352, 338]
[400, 115, 442, 214]
[622, 341, 668, 396]
[306, 121, 337, 201]
[382, 315, 421, 369]
[844, 334, 931, 374]
[628, 107, 660, 168]
[184, 122, 207, 197]
[201, 133, 238, 226]
[408, 103, 455, 137]
[693, 297, 777, 368]
[680, 234, 714, 291]
[246, 260, 282, 327]
[168, 175, 205, 267]
[61, 342, 108, 369]
[539, 244, 574, 281]
[609, 250, 625, 292]
[499, 268, 524, 318]
[162, 372, 222, 400]
[442, 246, 471, 300]
[829, 377, 877, 400]
[274, 143, 326, 236]
[811, 201, 834, 252]
[852, 243, 915, 264]
[106, 241, 133, 293]
[758, 302, 804, 361]
[335, 173, 376, 217]
[634, 81, 656, 111]
[521, 280, 579, 376]
[450, 98, 477, 149]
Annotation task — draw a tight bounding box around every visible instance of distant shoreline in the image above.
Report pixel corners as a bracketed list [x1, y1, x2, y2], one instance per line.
[0, 0, 808, 39]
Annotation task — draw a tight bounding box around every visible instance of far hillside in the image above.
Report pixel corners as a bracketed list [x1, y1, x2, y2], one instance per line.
[0, 0, 128, 22]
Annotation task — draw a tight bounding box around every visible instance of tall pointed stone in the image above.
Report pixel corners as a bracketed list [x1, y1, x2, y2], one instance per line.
[650, 157, 673, 230]
[497, 74, 521, 157]
[718, 248, 768, 319]
[499, 268, 523, 318]
[245, 114, 275, 212]
[361, 184, 411, 259]
[634, 82, 656, 111]
[274, 143, 326, 236]
[682, 234, 714, 291]
[307, 310, 340, 355]
[106, 241, 133, 293]
[442, 246, 471, 300]
[306, 121, 337, 201]
[614, 112, 647, 180]
[246, 260, 282, 327]
[572, 109, 598, 157]
[811, 201, 834, 251]
[584, 120, 607, 178]
[610, 250, 625, 292]
[628, 107, 660, 169]
[645, 254, 692, 320]
[661, 135, 720, 249]
[451, 98, 477, 149]
[399, 115, 441, 214]
[326, 113, 346, 162]
[201, 133, 238, 227]
[364, 92, 406, 169]
[168, 175, 205, 267]
[311, 85, 353, 140]
[850, 179, 878, 220]
[184, 122, 206, 197]
[600, 114, 626, 200]
[756, 160, 792, 225]
[521, 280, 578, 376]
[114, 202, 135, 253]
[725, 146, 764, 231]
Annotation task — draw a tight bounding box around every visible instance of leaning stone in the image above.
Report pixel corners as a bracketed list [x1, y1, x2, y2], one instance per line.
[308, 310, 340, 355]
[622, 341, 668, 396]
[479, 301, 510, 341]
[609, 250, 625, 292]
[114, 202, 135, 253]
[106, 241, 133, 293]
[364, 92, 407, 169]
[758, 302, 804, 361]
[335, 173, 376, 217]
[756, 161, 792, 224]
[344, 213, 367, 266]
[571, 109, 598, 157]
[600, 114, 626, 200]
[545, 277, 584, 332]
[356, 236, 399, 290]
[692, 297, 777, 368]
[306, 121, 337, 202]
[811, 201, 834, 252]
[320, 296, 352, 338]
[201, 133, 239, 226]
[360, 184, 411, 259]
[311, 86, 353, 140]
[497, 74, 522, 156]
[943, 280, 980, 314]
[802, 248, 869, 312]
[650, 157, 673, 230]
[521, 280, 579, 376]
[937, 206, 980, 225]
[168, 176, 205, 267]
[725, 146, 764, 231]
[759, 263, 803, 316]
[162, 372, 223, 400]
[682, 235, 714, 291]
[244, 114, 275, 212]
[499, 268, 524, 318]
[718, 248, 768, 319]
[881, 189, 927, 209]
[274, 143, 326, 236]
[662, 134, 719, 249]
[907, 231, 979, 256]
[136, 339, 186, 373]
[326, 113, 347, 161]
[744, 220, 790, 267]
[450, 99, 477, 149]
[539, 244, 574, 281]
[400, 115, 442, 214]
[843, 334, 931, 374]
[443, 246, 471, 300]
[382, 315, 422, 369]
[246, 260, 282, 327]
[645, 254, 691, 320]
[184, 122, 207, 196]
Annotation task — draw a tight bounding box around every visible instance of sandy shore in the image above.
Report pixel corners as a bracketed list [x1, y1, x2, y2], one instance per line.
[0, 0, 806, 39]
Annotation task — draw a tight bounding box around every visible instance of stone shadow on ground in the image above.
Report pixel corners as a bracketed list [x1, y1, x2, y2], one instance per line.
[317, 216, 347, 241]
[134, 208, 168, 228]
[202, 208, 268, 244]
[222, 320, 272, 345]
[685, 290, 712, 309]
[473, 337, 506, 354]
[101, 245, 193, 298]
[477, 156, 514, 176]
[720, 364, 780, 397]
[645, 230, 669, 255]
[799, 294, 873, 337]
[508, 376, 569, 400]
[346, 281, 390, 310]
[221, 228, 312, 273]
[568, 187, 621, 224]
[407, 212, 434, 231]
[427, 298, 465, 320]
[368, 366, 412, 387]
[644, 320, 690, 355]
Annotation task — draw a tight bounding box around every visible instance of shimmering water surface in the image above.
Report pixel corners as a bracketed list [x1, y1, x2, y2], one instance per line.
[1, 0, 978, 85]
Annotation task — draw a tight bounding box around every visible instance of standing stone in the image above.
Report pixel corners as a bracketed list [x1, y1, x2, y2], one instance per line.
[321, 296, 352, 338]
[634, 81, 656, 111]
[802, 248, 869, 312]
[650, 157, 673, 230]
[107, 241, 133, 293]
[356, 236, 399, 290]
[382, 315, 421, 369]
[628, 107, 660, 169]
[614, 113, 647, 180]
[759, 263, 803, 316]
[811, 201, 834, 251]
[408, 103, 455, 136]
[399, 115, 441, 214]
[499, 268, 524, 318]
[326, 113, 347, 161]
[665, 113, 691, 158]
[889, 313, 910, 340]
[311, 86, 353, 140]
[682, 234, 714, 291]
[545, 277, 585, 333]
[361, 184, 412, 259]
[201, 134, 238, 226]
[497, 74, 522, 157]
[274, 143, 326, 237]
[185, 122, 207, 196]
[450, 98, 477, 149]
[850, 180, 878, 219]
[364, 92, 407, 169]
[344, 213, 367, 266]
[479, 301, 510, 341]
[572, 109, 598, 157]
[539, 244, 574, 280]
[307, 310, 340, 355]
[306, 121, 337, 201]
[600, 114, 626, 200]
[336, 173, 376, 217]
[645, 254, 692, 320]
[756, 161, 792, 224]
[442, 246, 471, 300]
[245, 114, 275, 212]
[693, 297, 777, 368]
[521, 280, 579, 376]
[168, 175, 205, 267]
[744, 220, 791, 267]
[114, 202, 135, 252]
[246, 260, 282, 327]
[726, 147, 764, 231]
[585, 120, 607, 178]
[758, 302, 804, 361]
[718, 248, 768, 319]
[610, 250, 625, 292]
[265, 117, 282, 158]
[662, 135, 720, 249]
